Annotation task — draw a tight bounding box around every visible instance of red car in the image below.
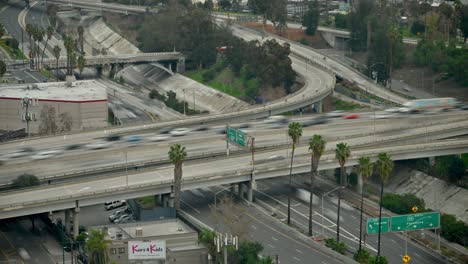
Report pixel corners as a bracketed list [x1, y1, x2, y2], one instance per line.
[343, 113, 360, 119]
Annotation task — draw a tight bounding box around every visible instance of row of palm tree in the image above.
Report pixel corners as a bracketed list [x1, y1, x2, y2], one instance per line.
[25, 23, 54, 70]
[286, 122, 394, 260]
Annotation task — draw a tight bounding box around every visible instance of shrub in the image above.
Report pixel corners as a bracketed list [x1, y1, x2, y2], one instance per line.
[354, 249, 371, 263]
[381, 193, 425, 215]
[348, 172, 358, 187]
[202, 69, 216, 82]
[299, 37, 309, 46]
[324, 238, 346, 254]
[12, 174, 40, 188]
[440, 214, 468, 247]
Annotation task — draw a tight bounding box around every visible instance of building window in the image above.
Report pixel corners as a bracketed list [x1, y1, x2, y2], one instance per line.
[111, 248, 117, 255]
[119, 247, 125, 254]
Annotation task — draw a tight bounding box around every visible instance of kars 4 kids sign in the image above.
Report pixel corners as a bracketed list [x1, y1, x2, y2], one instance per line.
[128, 241, 166, 260]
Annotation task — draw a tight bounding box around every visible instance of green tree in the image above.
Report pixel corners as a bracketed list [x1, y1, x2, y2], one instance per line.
[64, 36, 75, 75]
[86, 229, 110, 264]
[12, 174, 39, 188]
[334, 14, 348, 29]
[219, 0, 231, 10]
[335, 142, 351, 242]
[348, 0, 374, 51]
[0, 60, 6, 80]
[168, 144, 187, 210]
[456, 4, 468, 43]
[32, 26, 44, 70]
[375, 153, 393, 261]
[232, 241, 273, 264]
[302, 0, 319, 35]
[308, 134, 326, 236]
[52, 45, 61, 78]
[287, 122, 302, 225]
[0, 23, 5, 38]
[357, 156, 373, 253]
[77, 55, 86, 76]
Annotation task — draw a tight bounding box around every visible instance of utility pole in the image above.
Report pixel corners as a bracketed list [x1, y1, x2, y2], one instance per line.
[22, 97, 36, 137]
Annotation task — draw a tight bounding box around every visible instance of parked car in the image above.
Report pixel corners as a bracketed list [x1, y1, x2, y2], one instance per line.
[113, 213, 134, 224]
[326, 110, 345, 118]
[170, 128, 191, 136]
[109, 207, 131, 222]
[343, 113, 360, 119]
[104, 200, 126, 210]
[86, 141, 112, 150]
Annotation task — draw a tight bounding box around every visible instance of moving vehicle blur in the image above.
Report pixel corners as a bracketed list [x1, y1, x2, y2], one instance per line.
[170, 127, 191, 136]
[301, 116, 328, 127]
[86, 141, 112, 150]
[326, 110, 345, 118]
[343, 113, 360, 119]
[31, 150, 63, 160]
[148, 135, 169, 142]
[402, 97, 458, 113]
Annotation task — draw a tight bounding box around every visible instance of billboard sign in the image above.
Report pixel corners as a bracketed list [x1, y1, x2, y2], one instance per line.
[128, 241, 166, 260]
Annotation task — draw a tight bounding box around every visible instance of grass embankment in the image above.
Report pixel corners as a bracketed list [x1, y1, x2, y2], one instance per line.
[185, 67, 248, 99]
[333, 98, 368, 111]
[136, 196, 156, 209]
[40, 69, 57, 80]
[0, 39, 26, 60]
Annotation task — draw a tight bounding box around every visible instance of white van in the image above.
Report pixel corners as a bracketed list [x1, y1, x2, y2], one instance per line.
[104, 200, 126, 210]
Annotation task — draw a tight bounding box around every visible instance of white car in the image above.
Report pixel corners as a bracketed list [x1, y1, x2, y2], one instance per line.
[109, 208, 129, 222]
[30, 150, 63, 160]
[398, 107, 411, 114]
[113, 213, 134, 224]
[170, 128, 191, 136]
[104, 200, 126, 210]
[86, 141, 112, 150]
[385, 107, 400, 113]
[326, 110, 345, 118]
[148, 135, 169, 142]
[374, 113, 396, 119]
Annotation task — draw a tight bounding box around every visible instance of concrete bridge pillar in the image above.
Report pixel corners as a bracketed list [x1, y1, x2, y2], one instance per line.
[247, 182, 254, 203]
[313, 100, 323, 113]
[102, 64, 110, 77]
[238, 183, 244, 199]
[176, 58, 186, 73]
[73, 207, 80, 239]
[64, 209, 71, 235]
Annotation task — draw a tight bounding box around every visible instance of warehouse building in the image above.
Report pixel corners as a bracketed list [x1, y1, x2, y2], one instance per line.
[0, 79, 108, 134]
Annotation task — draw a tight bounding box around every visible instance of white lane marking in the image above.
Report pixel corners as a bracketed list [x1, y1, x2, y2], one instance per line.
[295, 249, 302, 253]
[293, 256, 301, 261]
[267, 244, 274, 248]
[272, 237, 278, 241]
[181, 199, 200, 214]
[350, 215, 357, 219]
[78, 187, 90, 193]
[251, 225, 257, 230]
[321, 262, 328, 264]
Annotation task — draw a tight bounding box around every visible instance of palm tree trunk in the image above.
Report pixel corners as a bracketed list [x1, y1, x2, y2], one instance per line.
[287, 145, 295, 225]
[41, 39, 49, 69]
[174, 162, 181, 210]
[336, 189, 341, 242]
[56, 59, 59, 78]
[308, 156, 315, 236]
[358, 182, 365, 252]
[377, 181, 384, 260]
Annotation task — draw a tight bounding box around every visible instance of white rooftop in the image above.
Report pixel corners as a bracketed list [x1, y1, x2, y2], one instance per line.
[0, 80, 107, 102]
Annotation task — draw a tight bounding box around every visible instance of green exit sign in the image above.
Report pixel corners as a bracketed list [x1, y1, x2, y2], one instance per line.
[227, 127, 245, 147]
[367, 217, 389, 235]
[391, 212, 440, 232]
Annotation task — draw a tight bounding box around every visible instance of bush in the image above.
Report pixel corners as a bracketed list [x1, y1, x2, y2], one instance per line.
[410, 21, 425, 36]
[381, 193, 425, 215]
[354, 249, 371, 263]
[440, 214, 468, 247]
[5, 38, 19, 50]
[202, 69, 216, 82]
[12, 174, 40, 188]
[299, 37, 309, 46]
[369, 256, 388, 264]
[324, 238, 346, 254]
[348, 172, 358, 188]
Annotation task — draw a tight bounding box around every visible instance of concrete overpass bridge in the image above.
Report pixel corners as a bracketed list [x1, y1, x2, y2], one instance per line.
[40, 52, 186, 72]
[0, 139, 467, 235]
[32, 0, 151, 14]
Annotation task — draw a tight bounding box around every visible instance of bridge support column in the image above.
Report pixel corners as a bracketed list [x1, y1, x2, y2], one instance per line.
[238, 183, 244, 199]
[176, 58, 185, 73]
[247, 181, 254, 203]
[313, 100, 323, 113]
[64, 209, 71, 235]
[73, 207, 80, 239]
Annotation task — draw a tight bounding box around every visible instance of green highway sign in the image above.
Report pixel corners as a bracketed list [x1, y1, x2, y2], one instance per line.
[236, 130, 245, 146]
[227, 127, 246, 147]
[391, 212, 440, 232]
[367, 217, 389, 235]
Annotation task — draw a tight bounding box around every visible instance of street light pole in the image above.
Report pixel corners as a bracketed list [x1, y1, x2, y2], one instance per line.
[321, 186, 344, 236]
[183, 89, 186, 115]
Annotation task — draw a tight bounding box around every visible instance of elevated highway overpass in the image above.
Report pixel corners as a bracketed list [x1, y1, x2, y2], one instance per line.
[0, 139, 467, 220]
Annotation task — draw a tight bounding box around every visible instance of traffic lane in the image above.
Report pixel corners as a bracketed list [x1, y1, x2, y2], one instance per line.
[256, 178, 447, 264]
[180, 188, 343, 264]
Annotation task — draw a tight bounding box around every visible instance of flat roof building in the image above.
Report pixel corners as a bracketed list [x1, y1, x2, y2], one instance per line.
[90, 219, 208, 264]
[0, 80, 108, 134]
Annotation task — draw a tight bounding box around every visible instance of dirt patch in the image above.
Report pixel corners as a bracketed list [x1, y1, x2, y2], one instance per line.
[102, 12, 143, 47]
[242, 22, 330, 49]
[259, 86, 287, 101]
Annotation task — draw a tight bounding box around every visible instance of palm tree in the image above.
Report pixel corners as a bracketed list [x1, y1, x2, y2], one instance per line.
[357, 156, 373, 253]
[287, 122, 302, 225]
[86, 229, 110, 264]
[77, 26, 84, 53]
[307, 134, 326, 236]
[376, 153, 393, 261]
[33, 26, 44, 70]
[335, 142, 351, 242]
[64, 36, 75, 75]
[52, 45, 61, 78]
[41, 26, 54, 68]
[168, 144, 187, 210]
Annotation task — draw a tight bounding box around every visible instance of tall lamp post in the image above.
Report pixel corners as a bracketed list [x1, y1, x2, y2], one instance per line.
[321, 186, 345, 236]
[21, 97, 37, 137]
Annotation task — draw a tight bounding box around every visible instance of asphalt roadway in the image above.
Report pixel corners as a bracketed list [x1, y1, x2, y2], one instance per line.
[253, 177, 449, 264]
[180, 186, 344, 264]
